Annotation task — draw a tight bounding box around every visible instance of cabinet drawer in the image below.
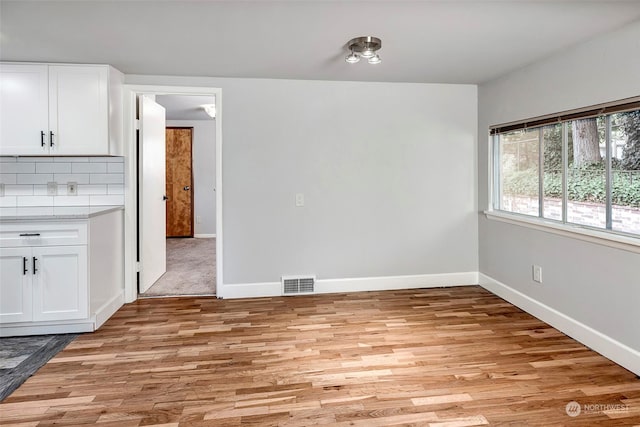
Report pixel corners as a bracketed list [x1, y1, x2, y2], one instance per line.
[0, 222, 87, 247]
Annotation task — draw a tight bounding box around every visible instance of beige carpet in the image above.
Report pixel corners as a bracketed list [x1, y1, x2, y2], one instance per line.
[141, 237, 216, 296]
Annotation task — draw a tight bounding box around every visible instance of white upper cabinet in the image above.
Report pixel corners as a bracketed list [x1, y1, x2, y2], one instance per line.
[49, 65, 109, 155]
[0, 64, 49, 155]
[0, 63, 123, 156]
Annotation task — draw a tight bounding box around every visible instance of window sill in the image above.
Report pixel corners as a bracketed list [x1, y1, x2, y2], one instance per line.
[484, 210, 640, 254]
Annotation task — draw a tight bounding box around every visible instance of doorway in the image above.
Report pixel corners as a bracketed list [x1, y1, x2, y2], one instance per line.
[142, 122, 216, 296]
[122, 85, 223, 302]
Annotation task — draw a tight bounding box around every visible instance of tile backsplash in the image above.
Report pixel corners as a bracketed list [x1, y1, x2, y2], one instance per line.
[0, 157, 124, 207]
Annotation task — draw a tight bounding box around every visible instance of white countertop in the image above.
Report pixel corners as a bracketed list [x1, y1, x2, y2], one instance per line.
[0, 205, 123, 221]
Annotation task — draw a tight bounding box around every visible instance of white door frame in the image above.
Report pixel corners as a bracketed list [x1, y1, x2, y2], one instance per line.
[122, 84, 223, 302]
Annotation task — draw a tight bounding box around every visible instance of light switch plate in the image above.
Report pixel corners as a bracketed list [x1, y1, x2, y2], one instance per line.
[47, 182, 58, 196]
[533, 265, 542, 283]
[295, 193, 304, 207]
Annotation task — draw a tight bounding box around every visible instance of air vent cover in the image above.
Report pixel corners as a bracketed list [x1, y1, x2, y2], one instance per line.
[281, 275, 316, 295]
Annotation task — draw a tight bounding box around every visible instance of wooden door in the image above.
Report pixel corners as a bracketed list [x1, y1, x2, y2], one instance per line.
[166, 127, 194, 237]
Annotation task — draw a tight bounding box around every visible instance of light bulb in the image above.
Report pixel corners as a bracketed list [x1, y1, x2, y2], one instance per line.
[361, 46, 375, 58]
[345, 52, 360, 64]
[368, 54, 381, 65]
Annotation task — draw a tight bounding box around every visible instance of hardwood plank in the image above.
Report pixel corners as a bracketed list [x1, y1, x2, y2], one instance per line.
[412, 393, 473, 406]
[1, 286, 639, 425]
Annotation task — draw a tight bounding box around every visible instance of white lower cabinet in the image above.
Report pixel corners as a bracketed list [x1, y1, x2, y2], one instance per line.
[0, 247, 33, 323]
[33, 245, 88, 321]
[0, 209, 123, 336]
[0, 245, 87, 323]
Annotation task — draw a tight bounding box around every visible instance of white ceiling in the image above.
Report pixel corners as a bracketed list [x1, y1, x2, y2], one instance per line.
[155, 95, 216, 121]
[1, 1, 639, 84]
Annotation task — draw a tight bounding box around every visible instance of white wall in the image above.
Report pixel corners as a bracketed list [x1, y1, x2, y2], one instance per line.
[478, 21, 640, 365]
[127, 75, 478, 288]
[166, 119, 216, 236]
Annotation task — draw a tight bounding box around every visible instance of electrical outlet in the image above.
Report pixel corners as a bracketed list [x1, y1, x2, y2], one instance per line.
[295, 193, 305, 207]
[47, 182, 58, 196]
[67, 182, 78, 196]
[196, 216, 202, 224]
[533, 265, 543, 283]
[0, 183, 4, 197]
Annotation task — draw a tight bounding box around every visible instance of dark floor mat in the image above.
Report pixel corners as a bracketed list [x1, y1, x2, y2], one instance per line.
[0, 334, 78, 401]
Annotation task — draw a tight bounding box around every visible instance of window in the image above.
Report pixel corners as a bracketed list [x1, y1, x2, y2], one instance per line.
[491, 100, 640, 237]
[496, 128, 540, 217]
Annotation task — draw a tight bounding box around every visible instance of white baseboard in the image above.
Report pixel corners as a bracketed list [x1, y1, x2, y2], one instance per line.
[479, 273, 640, 376]
[93, 291, 125, 330]
[318, 272, 478, 294]
[194, 234, 216, 238]
[220, 272, 478, 299]
[0, 321, 95, 337]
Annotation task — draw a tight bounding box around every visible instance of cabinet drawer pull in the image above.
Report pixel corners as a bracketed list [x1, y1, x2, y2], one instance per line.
[50, 131, 55, 147]
[41, 131, 46, 147]
[23, 257, 28, 275]
[19, 233, 41, 237]
[33, 257, 38, 274]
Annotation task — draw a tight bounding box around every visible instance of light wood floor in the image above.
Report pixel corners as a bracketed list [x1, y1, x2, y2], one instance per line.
[1, 286, 639, 426]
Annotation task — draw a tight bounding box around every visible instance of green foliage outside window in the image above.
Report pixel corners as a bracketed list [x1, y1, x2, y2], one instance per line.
[503, 166, 640, 207]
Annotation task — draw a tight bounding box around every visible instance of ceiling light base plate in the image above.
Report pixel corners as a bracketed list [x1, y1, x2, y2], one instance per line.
[347, 36, 382, 54]
[346, 36, 382, 64]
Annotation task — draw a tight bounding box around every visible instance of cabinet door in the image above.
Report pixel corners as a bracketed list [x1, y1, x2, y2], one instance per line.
[0, 64, 49, 155]
[49, 65, 109, 155]
[32, 245, 88, 321]
[0, 247, 33, 323]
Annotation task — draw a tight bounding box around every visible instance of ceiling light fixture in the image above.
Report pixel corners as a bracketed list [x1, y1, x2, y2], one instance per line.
[345, 36, 382, 65]
[202, 104, 216, 118]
